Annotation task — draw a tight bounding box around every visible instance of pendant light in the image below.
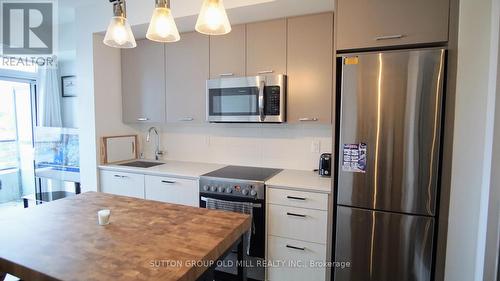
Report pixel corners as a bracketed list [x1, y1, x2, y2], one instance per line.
[103, 0, 137, 48]
[146, 0, 180, 42]
[195, 0, 231, 35]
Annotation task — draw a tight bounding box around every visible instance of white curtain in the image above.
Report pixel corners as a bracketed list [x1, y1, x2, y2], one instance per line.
[37, 58, 62, 127]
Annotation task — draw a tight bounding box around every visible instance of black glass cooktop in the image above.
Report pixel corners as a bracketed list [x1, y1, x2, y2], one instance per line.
[202, 166, 282, 182]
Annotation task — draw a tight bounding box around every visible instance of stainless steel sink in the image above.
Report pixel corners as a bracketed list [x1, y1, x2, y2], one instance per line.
[118, 161, 164, 168]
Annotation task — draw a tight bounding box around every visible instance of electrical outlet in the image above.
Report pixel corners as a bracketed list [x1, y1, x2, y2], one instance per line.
[311, 140, 321, 153]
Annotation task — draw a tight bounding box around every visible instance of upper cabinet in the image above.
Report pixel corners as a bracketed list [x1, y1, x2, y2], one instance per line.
[165, 32, 209, 123]
[121, 40, 165, 123]
[209, 24, 246, 79]
[246, 19, 287, 76]
[336, 0, 450, 50]
[287, 13, 333, 124]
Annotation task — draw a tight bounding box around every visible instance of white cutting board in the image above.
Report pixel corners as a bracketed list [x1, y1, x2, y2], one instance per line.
[100, 135, 138, 164]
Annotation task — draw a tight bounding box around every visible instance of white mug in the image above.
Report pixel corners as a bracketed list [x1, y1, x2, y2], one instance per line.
[98, 209, 111, 225]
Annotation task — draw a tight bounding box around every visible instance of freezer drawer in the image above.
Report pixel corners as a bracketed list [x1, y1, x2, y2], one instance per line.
[334, 206, 434, 281]
[337, 49, 445, 216]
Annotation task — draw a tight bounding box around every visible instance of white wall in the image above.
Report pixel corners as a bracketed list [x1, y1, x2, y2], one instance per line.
[58, 8, 78, 128]
[444, 0, 499, 279]
[139, 124, 332, 171]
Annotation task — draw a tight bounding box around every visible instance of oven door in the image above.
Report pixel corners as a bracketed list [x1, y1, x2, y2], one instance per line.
[200, 194, 265, 281]
[206, 75, 286, 123]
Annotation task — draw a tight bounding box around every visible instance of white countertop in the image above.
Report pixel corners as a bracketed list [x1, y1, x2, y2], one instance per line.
[99, 160, 225, 180]
[265, 169, 332, 194]
[100, 160, 331, 193]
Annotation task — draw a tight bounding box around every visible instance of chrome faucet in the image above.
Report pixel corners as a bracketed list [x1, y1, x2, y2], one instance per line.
[146, 127, 164, 160]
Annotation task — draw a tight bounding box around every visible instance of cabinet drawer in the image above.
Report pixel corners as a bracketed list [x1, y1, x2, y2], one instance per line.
[268, 204, 327, 244]
[100, 170, 145, 199]
[267, 188, 328, 210]
[337, 0, 449, 50]
[267, 235, 327, 281]
[145, 175, 199, 207]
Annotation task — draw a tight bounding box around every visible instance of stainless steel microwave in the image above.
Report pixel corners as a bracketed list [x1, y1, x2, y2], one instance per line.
[206, 75, 287, 123]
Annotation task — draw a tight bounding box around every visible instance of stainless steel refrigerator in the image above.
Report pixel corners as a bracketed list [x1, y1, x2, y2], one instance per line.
[334, 48, 446, 281]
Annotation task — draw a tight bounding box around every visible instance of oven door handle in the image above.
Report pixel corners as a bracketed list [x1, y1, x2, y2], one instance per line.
[200, 197, 262, 208]
[258, 79, 265, 122]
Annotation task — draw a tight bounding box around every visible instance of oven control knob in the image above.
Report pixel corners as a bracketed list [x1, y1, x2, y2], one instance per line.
[225, 187, 232, 193]
[217, 186, 224, 193]
[242, 188, 249, 196]
[210, 185, 217, 192]
[250, 190, 257, 196]
[203, 185, 210, 191]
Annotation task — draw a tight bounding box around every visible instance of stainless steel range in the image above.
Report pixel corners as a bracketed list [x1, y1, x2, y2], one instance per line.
[200, 166, 281, 200]
[199, 166, 282, 281]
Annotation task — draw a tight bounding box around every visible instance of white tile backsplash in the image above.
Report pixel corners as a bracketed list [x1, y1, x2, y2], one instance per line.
[138, 123, 332, 171]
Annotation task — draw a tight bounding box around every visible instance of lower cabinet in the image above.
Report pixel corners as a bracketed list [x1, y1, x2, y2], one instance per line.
[267, 236, 327, 281]
[99, 170, 199, 207]
[100, 170, 145, 199]
[266, 187, 330, 281]
[145, 175, 199, 207]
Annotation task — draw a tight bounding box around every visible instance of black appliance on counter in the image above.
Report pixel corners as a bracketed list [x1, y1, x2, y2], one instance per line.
[199, 165, 282, 281]
[319, 153, 332, 177]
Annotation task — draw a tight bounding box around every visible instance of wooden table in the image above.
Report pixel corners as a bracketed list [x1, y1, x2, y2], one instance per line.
[0, 192, 251, 281]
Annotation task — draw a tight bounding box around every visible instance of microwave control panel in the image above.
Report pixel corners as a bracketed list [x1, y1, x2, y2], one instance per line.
[265, 86, 281, 116]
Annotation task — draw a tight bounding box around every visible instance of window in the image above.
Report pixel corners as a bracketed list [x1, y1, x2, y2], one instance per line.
[0, 85, 18, 170]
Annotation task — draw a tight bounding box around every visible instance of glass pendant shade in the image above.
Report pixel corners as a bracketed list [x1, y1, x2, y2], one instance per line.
[103, 16, 136, 48]
[146, 7, 180, 42]
[103, 0, 136, 49]
[195, 0, 231, 35]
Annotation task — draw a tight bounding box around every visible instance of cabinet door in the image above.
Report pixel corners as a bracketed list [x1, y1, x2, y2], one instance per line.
[246, 19, 287, 76]
[145, 175, 199, 207]
[267, 236, 327, 281]
[209, 24, 246, 79]
[165, 32, 209, 123]
[122, 40, 165, 123]
[100, 170, 145, 199]
[337, 0, 449, 50]
[287, 13, 333, 124]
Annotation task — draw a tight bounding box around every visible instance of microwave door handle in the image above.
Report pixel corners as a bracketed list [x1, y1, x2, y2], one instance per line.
[259, 80, 265, 122]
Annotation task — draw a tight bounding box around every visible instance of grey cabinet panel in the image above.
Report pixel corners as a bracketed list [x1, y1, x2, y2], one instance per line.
[337, 0, 449, 50]
[246, 18, 287, 76]
[334, 206, 434, 281]
[209, 24, 246, 78]
[165, 32, 209, 123]
[287, 13, 333, 124]
[121, 40, 165, 123]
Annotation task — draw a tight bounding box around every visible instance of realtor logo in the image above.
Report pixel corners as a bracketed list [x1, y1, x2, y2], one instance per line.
[1, 1, 54, 55]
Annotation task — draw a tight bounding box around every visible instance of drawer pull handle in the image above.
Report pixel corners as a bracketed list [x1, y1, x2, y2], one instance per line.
[179, 117, 194, 122]
[137, 117, 150, 121]
[114, 175, 127, 179]
[286, 212, 306, 218]
[161, 180, 176, 184]
[258, 70, 274, 75]
[375, 34, 405, 41]
[219, 73, 234, 77]
[299, 118, 318, 122]
[287, 196, 306, 201]
[286, 244, 306, 251]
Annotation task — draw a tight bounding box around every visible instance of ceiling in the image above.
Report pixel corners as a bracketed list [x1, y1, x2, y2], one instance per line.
[130, 0, 335, 39]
